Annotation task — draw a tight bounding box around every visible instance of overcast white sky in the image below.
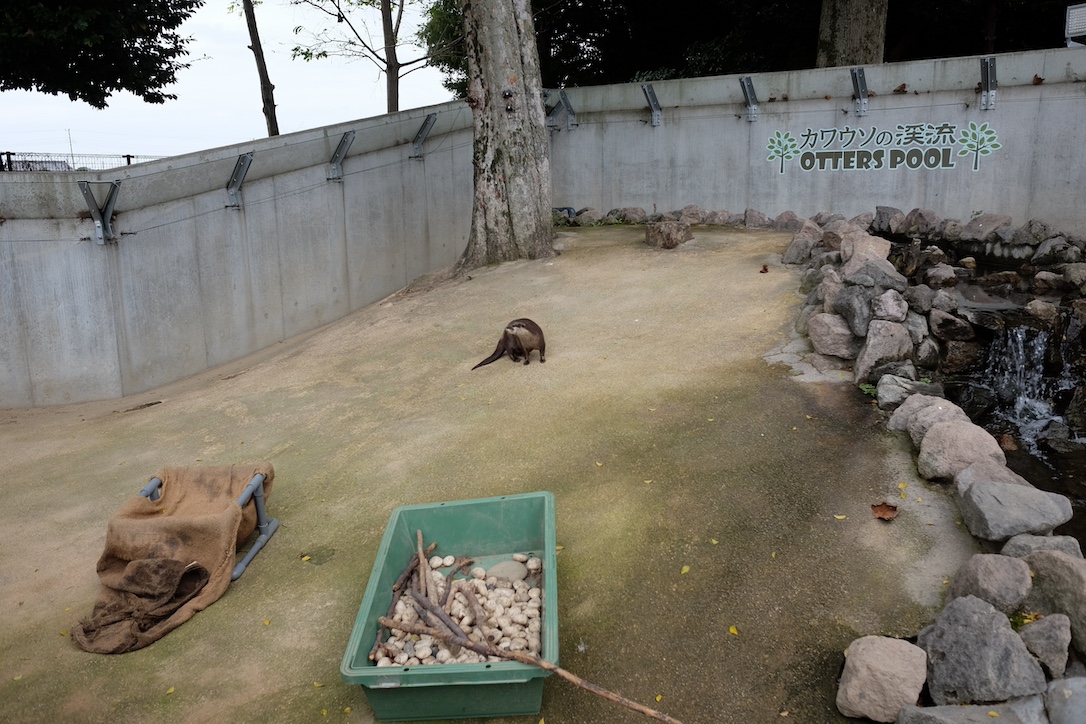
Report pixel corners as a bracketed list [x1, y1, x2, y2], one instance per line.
[0, 1, 453, 159]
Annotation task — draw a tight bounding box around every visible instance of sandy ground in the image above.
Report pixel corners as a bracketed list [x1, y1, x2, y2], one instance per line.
[0, 226, 977, 723]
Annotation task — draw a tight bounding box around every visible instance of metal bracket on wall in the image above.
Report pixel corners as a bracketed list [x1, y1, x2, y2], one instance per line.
[642, 83, 662, 127]
[226, 152, 254, 207]
[740, 77, 759, 122]
[546, 89, 578, 131]
[328, 131, 355, 180]
[411, 114, 438, 159]
[850, 68, 869, 117]
[77, 180, 121, 244]
[980, 57, 997, 110]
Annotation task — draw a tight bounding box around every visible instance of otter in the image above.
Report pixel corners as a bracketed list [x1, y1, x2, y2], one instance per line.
[472, 318, 546, 369]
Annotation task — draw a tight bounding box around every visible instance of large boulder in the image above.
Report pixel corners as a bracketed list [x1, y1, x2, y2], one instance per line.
[835, 636, 926, 723]
[916, 595, 1047, 706]
[1047, 678, 1086, 724]
[854, 321, 912, 384]
[876, 376, 944, 411]
[782, 219, 824, 264]
[900, 208, 943, 239]
[872, 289, 908, 322]
[1001, 533, 1084, 559]
[887, 394, 947, 433]
[833, 285, 877, 336]
[871, 205, 905, 235]
[1019, 614, 1072, 678]
[807, 313, 861, 359]
[956, 478, 1074, 541]
[928, 309, 976, 341]
[1023, 551, 1086, 655]
[896, 697, 1046, 724]
[645, 221, 692, 249]
[946, 553, 1031, 614]
[917, 420, 1005, 479]
[841, 234, 892, 277]
[960, 213, 1014, 243]
[907, 400, 970, 448]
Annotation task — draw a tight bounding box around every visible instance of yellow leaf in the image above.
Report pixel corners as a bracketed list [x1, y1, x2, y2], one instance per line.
[943, 579, 950, 585]
[655, 694, 662, 703]
[917, 497, 923, 502]
[165, 687, 175, 695]
[898, 483, 908, 489]
[680, 565, 691, 575]
[710, 538, 719, 545]
[555, 545, 564, 551]
[345, 709, 352, 714]
[771, 551, 776, 559]
[805, 415, 812, 420]
[13, 675, 22, 681]
[65, 607, 70, 612]
[648, 407, 656, 412]
[595, 461, 603, 467]
[321, 709, 328, 716]
[987, 713, 999, 718]
[302, 555, 312, 562]
[313, 681, 324, 688]
[263, 619, 271, 626]
[644, 479, 653, 484]
[791, 426, 798, 431]
[780, 712, 789, 717]
[900, 492, 906, 499]
[59, 631, 67, 637]
[707, 418, 715, 422]
[729, 625, 739, 636]
[833, 515, 847, 520]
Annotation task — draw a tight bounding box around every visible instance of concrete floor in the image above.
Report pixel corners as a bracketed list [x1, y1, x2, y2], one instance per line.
[0, 226, 977, 723]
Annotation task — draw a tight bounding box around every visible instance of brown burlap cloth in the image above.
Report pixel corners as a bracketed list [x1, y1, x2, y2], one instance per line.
[72, 463, 274, 654]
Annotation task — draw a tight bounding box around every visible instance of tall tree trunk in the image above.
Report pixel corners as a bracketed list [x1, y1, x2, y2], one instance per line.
[815, 0, 888, 67]
[457, 0, 554, 271]
[381, 0, 400, 113]
[242, 0, 279, 136]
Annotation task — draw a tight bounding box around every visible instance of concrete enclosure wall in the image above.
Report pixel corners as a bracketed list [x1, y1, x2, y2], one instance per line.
[3, 48, 1086, 406]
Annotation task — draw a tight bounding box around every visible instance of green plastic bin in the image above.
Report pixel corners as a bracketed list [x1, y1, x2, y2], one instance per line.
[341, 491, 558, 721]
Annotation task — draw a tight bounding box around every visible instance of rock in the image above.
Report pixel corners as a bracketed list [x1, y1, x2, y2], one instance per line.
[1033, 270, 1066, 294]
[835, 636, 926, 723]
[871, 205, 905, 235]
[820, 268, 845, 313]
[903, 284, 938, 312]
[941, 340, 981, 373]
[841, 235, 893, 277]
[614, 207, 647, 224]
[907, 400, 970, 447]
[876, 376, 944, 411]
[645, 221, 692, 249]
[743, 208, 770, 228]
[887, 394, 948, 433]
[1023, 551, 1086, 655]
[855, 321, 913, 384]
[916, 595, 1047, 706]
[896, 697, 1046, 724]
[917, 420, 1005, 479]
[1033, 235, 1082, 265]
[573, 208, 606, 225]
[677, 204, 707, 225]
[834, 285, 877, 336]
[960, 214, 1014, 243]
[1063, 262, 1086, 290]
[704, 209, 732, 225]
[924, 263, 959, 288]
[928, 309, 976, 341]
[957, 479, 1073, 540]
[977, 270, 1023, 291]
[821, 219, 861, 250]
[904, 311, 930, 345]
[1025, 299, 1060, 326]
[939, 218, 964, 241]
[807, 313, 861, 359]
[1046, 678, 1086, 724]
[774, 210, 804, 231]
[873, 289, 909, 322]
[849, 211, 874, 229]
[782, 220, 824, 264]
[845, 259, 909, 293]
[930, 289, 959, 313]
[487, 560, 528, 581]
[915, 338, 941, 369]
[1019, 614, 1071, 678]
[811, 210, 845, 226]
[1064, 386, 1086, 433]
[900, 208, 943, 239]
[947, 554, 1032, 614]
[1013, 219, 1055, 247]
[1002, 533, 1084, 559]
[955, 459, 1032, 488]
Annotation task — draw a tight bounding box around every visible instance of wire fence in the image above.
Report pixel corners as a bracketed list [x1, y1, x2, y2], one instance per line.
[0, 151, 166, 172]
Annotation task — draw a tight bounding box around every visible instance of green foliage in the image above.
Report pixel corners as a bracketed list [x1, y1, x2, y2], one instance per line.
[416, 0, 466, 96]
[0, 0, 204, 108]
[858, 383, 878, 398]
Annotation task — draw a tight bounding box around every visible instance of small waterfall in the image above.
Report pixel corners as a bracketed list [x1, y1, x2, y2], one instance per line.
[986, 326, 1059, 456]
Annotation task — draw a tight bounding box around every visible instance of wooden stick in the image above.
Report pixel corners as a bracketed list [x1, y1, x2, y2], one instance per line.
[460, 582, 501, 645]
[392, 542, 437, 592]
[378, 616, 683, 724]
[415, 530, 429, 600]
[371, 542, 439, 660]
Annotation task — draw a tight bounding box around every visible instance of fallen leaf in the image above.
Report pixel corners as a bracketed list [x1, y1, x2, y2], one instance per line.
[729, 625, 739, 636]
[871, 502, 899, 521]
[165, 687, 175, 695]
[771, 551, 776, 559]
[648, 407, 656, 412]
[780, 712, 789, 717]
[710, 538, 719, 545]
[655, 694, 662, 702]
[313, 681, 324, 688]
[263, 619, 271, 626]
[680, 565, 691, 575]
[707, 418, 715, 422]
[898, 482, 908, 489]
[13, 675, 22, 681]
[900, 492, 907, 499]
[595, 461, 603, 467]
[302, 555, 312, 562]
[555, 545, 564, 551]
[345, 708, 352, 714]
[916, 497, 923, 503]
[791, 426, 797, 431]
[760, 264, 769, 273]
[805, 415, 811, 420]
[833, 515, 847, 521]
[1032, 74, 1044, 85]
[321, 709, 328, 716]
[894, 83, 908, 93]
[644, 479, 653, 484]
[987, 713, 1000, 718]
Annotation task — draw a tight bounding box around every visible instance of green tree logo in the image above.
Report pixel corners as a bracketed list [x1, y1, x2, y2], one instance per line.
[957, 121, 1002, 171]
[767, 131, 799, 174]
